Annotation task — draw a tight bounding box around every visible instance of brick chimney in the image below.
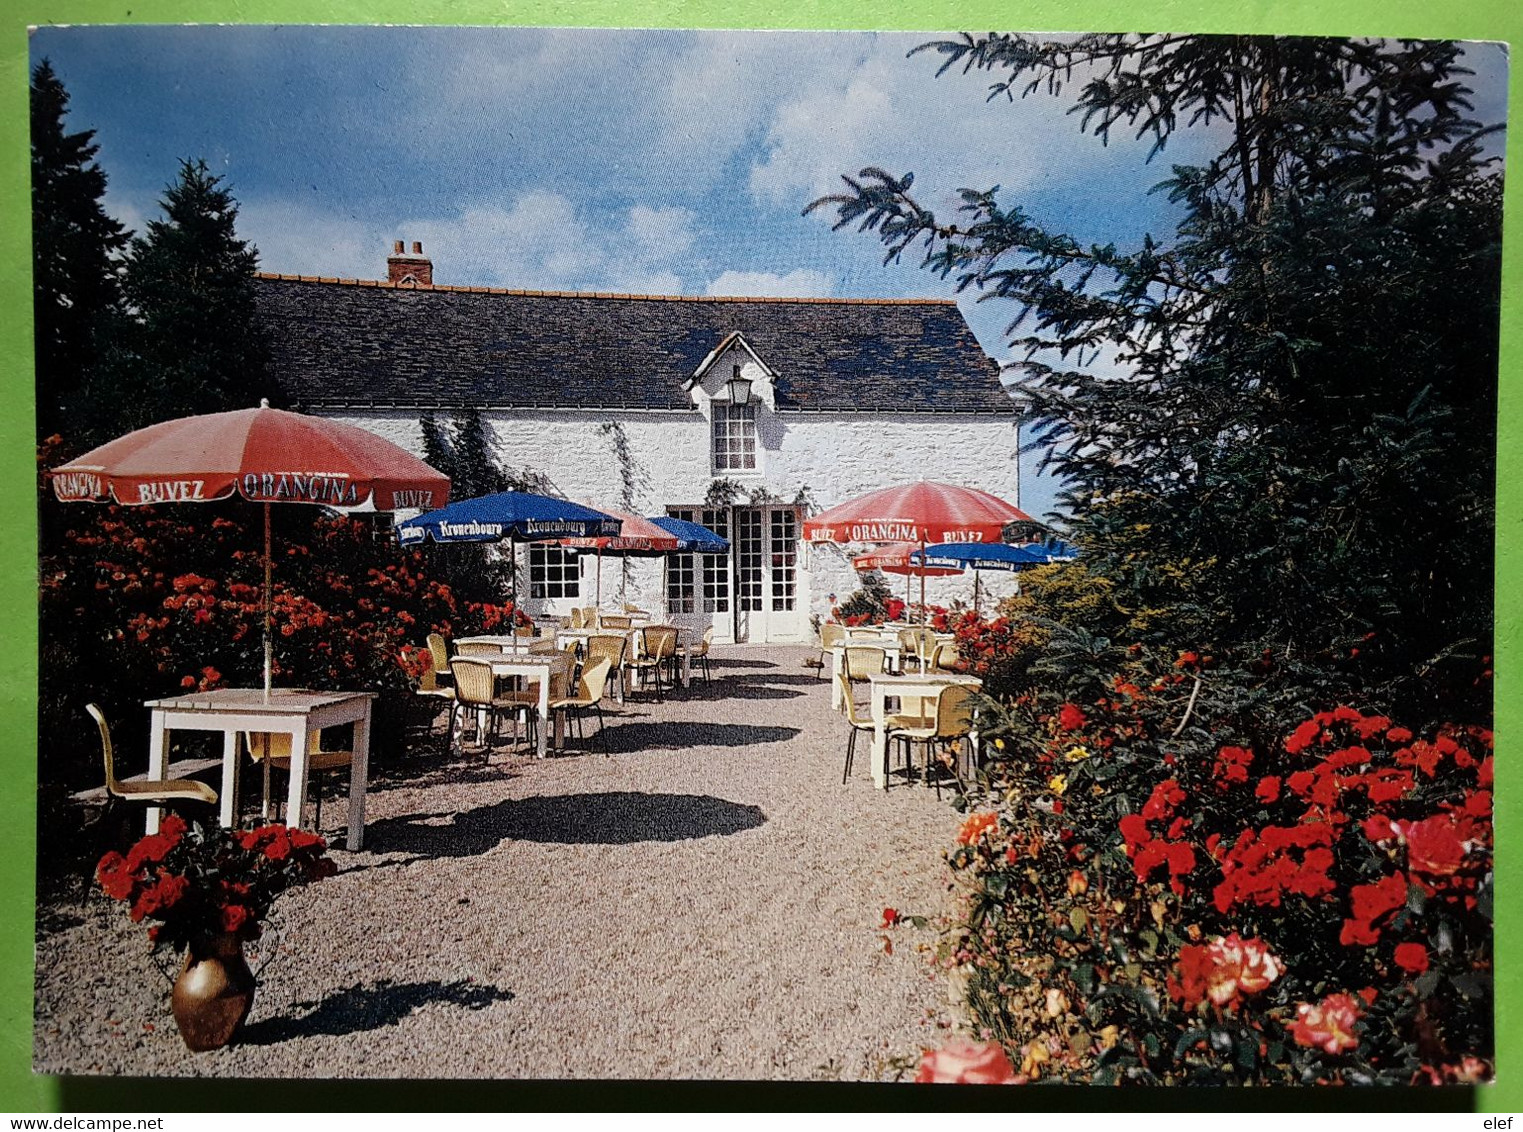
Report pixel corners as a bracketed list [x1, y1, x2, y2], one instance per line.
[386, 239, 433, 286]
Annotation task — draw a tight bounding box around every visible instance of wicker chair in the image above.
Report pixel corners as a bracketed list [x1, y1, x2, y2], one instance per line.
[449, 656, 529, 750]
[426, 632, 452, 688]
[455, 641, 503, 657]
[568, 608, 586, 630]
[892, 683, 976, 798]
[841, 645, 891, 711]
[930, 639, 961, 671]
[549, 657, 613, 752]
[836, 672, 924, 786]
[899, 627, 940, 671]
[600, 614, 633, 630]
[629, 626, 679, 701]
[583, 633, 629, 702]
[816, 622, 846, 680]
[687, 627, 715, 683]
[413, 664, 455, 749]
[87, 703, 217, 821]
[242, 731, 353, 829]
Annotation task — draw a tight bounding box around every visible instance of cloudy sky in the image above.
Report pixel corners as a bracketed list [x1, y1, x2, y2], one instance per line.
[29, 26, 1510, 519]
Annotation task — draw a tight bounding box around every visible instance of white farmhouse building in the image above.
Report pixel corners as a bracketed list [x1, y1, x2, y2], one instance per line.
[253, 243, 1023, 644]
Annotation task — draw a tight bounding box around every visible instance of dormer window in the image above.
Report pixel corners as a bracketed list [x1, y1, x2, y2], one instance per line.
[712, 401, 757, 471]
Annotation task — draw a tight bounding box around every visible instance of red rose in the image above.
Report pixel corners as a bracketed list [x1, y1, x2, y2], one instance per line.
[1350, 872, 1408, 923]
[915, 1040, 1021, 1085]
[1400, 814, 1470, 878]
[1118, 813, 1152, 848]
[1057, 703, 1087, 731]
[219, 904, 251, 935]
[289, 828, 326, 850]
[1285, 719, 1322, 755]
[1393, 942, 1429, 974]
[881, 908, 900, 929]
[95, 851, 136, 901]
[1255, 776, 1281, 803]
[1289, 993, 1361, 1055]
[956, 812, 999, 846]
[1172, 933, 1281, 1011]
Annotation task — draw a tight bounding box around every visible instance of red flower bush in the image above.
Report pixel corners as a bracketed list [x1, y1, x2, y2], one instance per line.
[97, 818, 335, 952]
[932, 640, 1493, 1087]
[40, 502, 526, 790]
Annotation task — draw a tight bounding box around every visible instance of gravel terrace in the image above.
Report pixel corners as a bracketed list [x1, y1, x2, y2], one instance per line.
[33, 646, 964, 1080]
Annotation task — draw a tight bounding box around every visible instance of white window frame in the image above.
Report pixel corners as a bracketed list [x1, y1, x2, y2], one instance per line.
[711, 401, 759, 473]
[528, 545, 581, 599]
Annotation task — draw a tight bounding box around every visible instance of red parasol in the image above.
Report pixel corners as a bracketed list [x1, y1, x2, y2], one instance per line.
[853, 541, 964, 625]
[51, 401, 450, 696]
[803, 481, 1033, 545]
[807, 482, 1032, 627]
[561, 508, 682, 607]
[852, 542, 963, 578]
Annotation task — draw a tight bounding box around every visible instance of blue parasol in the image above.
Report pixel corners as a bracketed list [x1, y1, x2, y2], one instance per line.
[396, 490, 620, 611]
[647, 516, 731, 554]
[397, 491, 620, 546]
[911, 538, 1079, 615]
[911, 539, 1078, 572]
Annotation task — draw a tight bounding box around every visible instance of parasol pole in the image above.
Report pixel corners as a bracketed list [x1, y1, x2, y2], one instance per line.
[919, 536, 928, 672]
[510, 540, 518, 616]
[974, 567, 982, 618]
[596, 548, 604, 609]
[263, 501, 273, 701]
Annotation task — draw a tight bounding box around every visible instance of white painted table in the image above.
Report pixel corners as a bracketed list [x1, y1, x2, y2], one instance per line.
[455, 634, 556, 654]
[483, 652, 574, 757]
[143, 688, 374, 849]
[867, 673, 981, 791]
[829, 643, 904, 709]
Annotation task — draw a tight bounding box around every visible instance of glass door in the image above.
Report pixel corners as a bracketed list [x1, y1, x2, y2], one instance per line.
[668, 505, 805, 642]
[666, 507, 733, 642]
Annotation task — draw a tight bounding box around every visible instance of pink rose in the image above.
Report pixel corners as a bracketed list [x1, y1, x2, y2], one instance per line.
[915, 1040, 1021, 1085]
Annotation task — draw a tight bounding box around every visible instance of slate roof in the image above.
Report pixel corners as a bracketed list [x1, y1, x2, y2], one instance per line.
[253, 275, 1014, 415]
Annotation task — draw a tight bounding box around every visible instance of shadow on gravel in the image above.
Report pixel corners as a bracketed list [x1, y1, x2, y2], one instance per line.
[240, 977, 513, 1045]
[365, 791, 766, 856]
[366, 752, 526, 793]
[599, 721, 799, 753]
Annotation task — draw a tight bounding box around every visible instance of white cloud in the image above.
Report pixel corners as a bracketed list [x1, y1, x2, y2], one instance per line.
[237, 191, 700, 295]
[627, 204, 696, 257]
[704, 269, 832, 298]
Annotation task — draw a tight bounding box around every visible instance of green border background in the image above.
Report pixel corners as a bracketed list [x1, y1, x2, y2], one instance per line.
[0, 0, 1516, 1113]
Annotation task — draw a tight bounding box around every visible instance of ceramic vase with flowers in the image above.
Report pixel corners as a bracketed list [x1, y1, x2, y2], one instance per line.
[96, 816, 337, 1051]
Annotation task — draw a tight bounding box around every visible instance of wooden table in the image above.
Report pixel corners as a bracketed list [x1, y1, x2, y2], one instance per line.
[143, 688, 375, 849]
[867, 672, 981, 791]
[482, 652, 574, 757]
[829, 642, 904, 709]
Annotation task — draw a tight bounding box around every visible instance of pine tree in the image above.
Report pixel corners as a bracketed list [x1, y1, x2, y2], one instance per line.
[30, 58, 128, 441]
[810, 35, 1502, 691]
[97, 158, 274, 433]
